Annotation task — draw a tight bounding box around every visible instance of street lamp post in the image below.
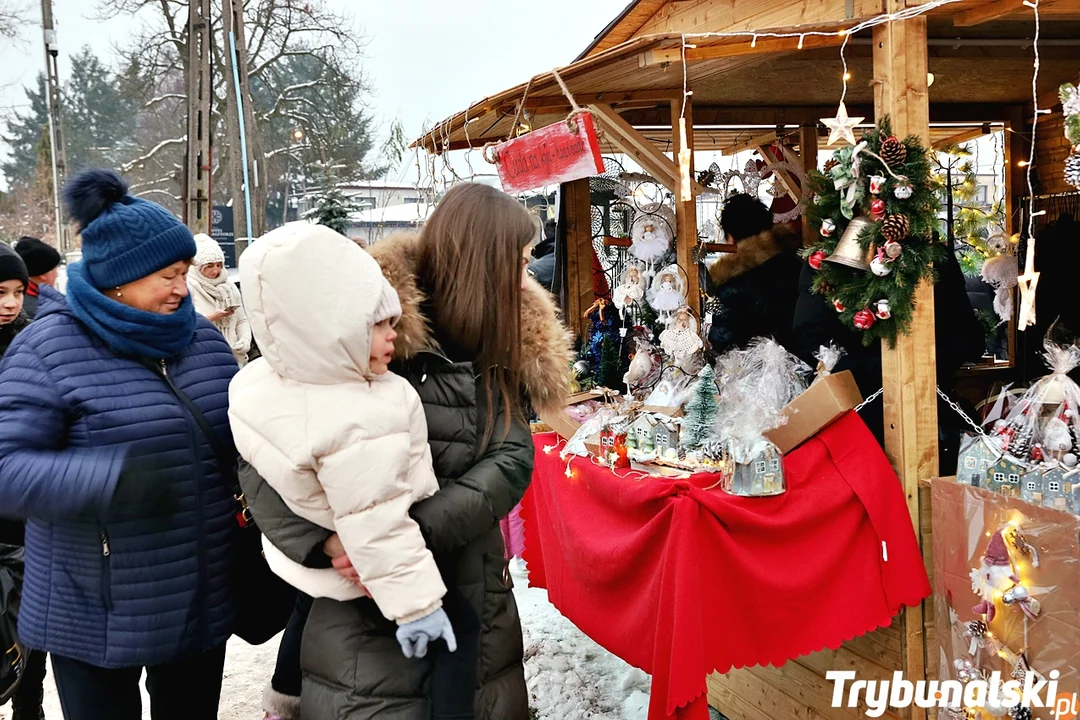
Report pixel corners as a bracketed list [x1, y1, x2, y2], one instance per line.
[282, 128, 305, 225]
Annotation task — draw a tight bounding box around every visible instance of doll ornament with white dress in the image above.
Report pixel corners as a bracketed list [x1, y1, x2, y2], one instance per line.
[629, 204, 676, 272]
[648, 264, 687, 324]
[612, 264, 647, 320]
[660, 306, 704, 369]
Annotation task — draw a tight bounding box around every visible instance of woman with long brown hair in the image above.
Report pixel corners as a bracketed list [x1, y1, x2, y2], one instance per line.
[239, 182, 572, 720]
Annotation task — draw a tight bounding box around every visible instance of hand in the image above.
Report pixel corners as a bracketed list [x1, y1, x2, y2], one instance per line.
[396, 607, 457, 659]
[111, 455, 177, 518]
[324, 534, 368, 590]
[206, 308, 235, 322]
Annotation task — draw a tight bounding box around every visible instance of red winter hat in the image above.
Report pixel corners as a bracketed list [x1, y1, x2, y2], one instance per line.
[984, 531, 1012, 567]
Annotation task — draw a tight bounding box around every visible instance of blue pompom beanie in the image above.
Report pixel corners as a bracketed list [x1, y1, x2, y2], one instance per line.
[63, 168, 196, 289]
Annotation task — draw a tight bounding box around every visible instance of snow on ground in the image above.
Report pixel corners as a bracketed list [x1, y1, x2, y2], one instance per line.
[513, 561, 652, 720]
[2, 562, 651, 720]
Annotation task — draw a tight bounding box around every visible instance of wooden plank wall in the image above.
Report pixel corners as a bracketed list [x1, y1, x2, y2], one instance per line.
[1033, 109, 1074, 196]
[563, 178, 596, 340]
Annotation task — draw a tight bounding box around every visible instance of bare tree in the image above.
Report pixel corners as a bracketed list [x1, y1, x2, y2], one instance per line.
[0, 1, 30, 40]
[95, 0, 380, 229]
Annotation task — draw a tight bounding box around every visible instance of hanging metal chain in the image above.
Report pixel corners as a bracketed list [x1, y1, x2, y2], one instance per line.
[851, 386, 986, 436]
[936, 386, 987, 437]
[855, 387, 883, 412]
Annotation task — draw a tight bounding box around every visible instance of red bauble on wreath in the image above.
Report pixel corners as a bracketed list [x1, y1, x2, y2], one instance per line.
[853, 309, 876, 330]
[870, 198, 887, 221]
[808, 250, 828, 270]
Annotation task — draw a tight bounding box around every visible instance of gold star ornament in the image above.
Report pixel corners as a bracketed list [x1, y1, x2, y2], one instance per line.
[821, 102, 865, 147]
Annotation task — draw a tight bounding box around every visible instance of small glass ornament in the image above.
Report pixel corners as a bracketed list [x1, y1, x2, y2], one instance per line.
[853, 309, 876, 330]
[808, 250, 827, 270]
[870, 198, 887, 221]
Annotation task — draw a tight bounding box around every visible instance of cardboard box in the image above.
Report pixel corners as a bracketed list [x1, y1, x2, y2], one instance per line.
[536, 390, 605, 440]
[763, 370, 862, 453]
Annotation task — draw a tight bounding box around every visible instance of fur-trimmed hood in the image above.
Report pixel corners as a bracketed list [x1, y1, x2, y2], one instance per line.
[369, 231, 573, 414]
[708, 226, 801, 287]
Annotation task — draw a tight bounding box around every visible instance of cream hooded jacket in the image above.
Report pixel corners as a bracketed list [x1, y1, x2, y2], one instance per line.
[228, 224, 445, 624]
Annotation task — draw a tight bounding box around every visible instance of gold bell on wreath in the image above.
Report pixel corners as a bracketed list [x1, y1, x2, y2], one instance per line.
[825, 216, 875, 272]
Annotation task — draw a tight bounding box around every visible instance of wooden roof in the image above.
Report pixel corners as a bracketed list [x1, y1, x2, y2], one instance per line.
[414, 1, 1080, 154]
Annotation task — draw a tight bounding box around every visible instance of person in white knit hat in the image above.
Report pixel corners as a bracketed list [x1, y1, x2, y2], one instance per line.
[188, 233, 251, 366]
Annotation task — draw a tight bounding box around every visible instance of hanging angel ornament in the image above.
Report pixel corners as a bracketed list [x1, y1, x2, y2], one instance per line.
[970, 530, 1019, 623]
[648, 263, 688, 324]
[660, 306, 705, 371]
[629, 204, 676, 273]
[612, 263, 647, 320]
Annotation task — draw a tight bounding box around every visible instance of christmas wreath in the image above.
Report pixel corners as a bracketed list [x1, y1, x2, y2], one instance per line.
[804, 117, 944, 346]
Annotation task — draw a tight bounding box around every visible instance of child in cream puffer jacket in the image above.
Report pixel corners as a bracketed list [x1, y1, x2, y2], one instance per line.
[229, 224, 466, 716]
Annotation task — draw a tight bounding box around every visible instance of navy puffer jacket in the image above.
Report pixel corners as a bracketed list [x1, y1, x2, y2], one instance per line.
[0, 286, 238, 668]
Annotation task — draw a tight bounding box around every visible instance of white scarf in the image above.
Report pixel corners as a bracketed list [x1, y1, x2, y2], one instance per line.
[188, 266, 250, 361]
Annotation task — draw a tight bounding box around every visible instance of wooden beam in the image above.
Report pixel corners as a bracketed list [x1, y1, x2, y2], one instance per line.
[954, 0, 1078, 26]
[800, 124, 820, 247]
[1004, 106, 1027, 367]
[932, 125, 991, 150]
[718, 131, 777, 156]
[516, 89, 683, 111]
[873, 9, 933, 719]
[640, 33, 847, 67]
[588, 102, 706, 196]
[753, 145, 801, 205]
[563, 178, 595, 340]
[672, 98, 701, 313]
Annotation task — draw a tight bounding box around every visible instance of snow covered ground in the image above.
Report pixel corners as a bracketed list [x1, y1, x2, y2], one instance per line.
[3, 562, 653, 720]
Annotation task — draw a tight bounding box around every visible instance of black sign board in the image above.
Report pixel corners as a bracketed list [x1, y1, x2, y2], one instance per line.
[211, 206, 237, 268]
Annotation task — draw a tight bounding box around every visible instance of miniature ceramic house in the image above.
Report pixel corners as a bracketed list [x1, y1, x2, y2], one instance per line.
[1021, 467, 1045, 505]
[631, 414, 659, 453]
[987, 455, 1026, 497]
[956, 434, 1003, 488]
[653, 417, 682, 459]
[724, 443, 785, 497]
[1042, 465, 1071, 511]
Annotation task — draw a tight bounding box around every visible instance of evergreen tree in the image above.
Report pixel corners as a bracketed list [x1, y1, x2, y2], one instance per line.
[682, 365, 719, 448]
[312, 182, 357, 236]
[0, 74, 49, 188]
[64, 46, 136, 173]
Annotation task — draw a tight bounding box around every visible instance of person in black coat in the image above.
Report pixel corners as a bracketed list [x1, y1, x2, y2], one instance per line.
[0, 244, 44, 720]
[707, 194, 803, 355]
[790, 240, 985, 468]
[13, 237, 61, 321]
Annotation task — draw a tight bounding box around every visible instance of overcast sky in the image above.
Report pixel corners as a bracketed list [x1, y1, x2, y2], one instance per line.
[0, 0, 628, 188]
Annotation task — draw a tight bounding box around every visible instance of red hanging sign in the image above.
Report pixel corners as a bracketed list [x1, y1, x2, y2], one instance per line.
[492, 112, 605, 194]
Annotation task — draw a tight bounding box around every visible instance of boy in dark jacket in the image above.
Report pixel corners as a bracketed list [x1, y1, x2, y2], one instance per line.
[13, 237, 61, 321]
[707, 194, 803, 355]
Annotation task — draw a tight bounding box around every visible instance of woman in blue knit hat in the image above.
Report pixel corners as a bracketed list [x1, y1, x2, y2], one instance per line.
[0, 169, 239, 720]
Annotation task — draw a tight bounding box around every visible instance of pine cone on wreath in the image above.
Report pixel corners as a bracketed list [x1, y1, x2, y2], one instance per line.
[881, 214, 911, 243]
[880, 136, 908, 167]
[824, 157, 840, 173]
[1010, 706, 1032, 720]
[1065, 150, 1080, 190]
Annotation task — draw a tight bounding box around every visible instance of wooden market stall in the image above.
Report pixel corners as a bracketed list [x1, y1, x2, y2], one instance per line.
[415, 1, 1080, 718]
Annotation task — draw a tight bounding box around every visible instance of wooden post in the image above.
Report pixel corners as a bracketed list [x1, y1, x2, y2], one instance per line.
[799, 125, 820, 247]
[563, 178, 595, 340]
[873, 11, 933, 719]
[672, 98, 701, 311]
[184, 0, 212, 235]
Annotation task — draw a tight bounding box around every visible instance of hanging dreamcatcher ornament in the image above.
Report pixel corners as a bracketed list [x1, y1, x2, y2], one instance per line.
[1060, 81, 1080, 189]
[803, 117, 943, 346]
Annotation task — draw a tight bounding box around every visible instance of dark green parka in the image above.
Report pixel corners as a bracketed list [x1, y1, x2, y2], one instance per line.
[239, 232, 572, 720]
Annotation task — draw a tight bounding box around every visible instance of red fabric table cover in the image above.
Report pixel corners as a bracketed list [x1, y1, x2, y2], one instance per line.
[521, 412, 930, 720]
